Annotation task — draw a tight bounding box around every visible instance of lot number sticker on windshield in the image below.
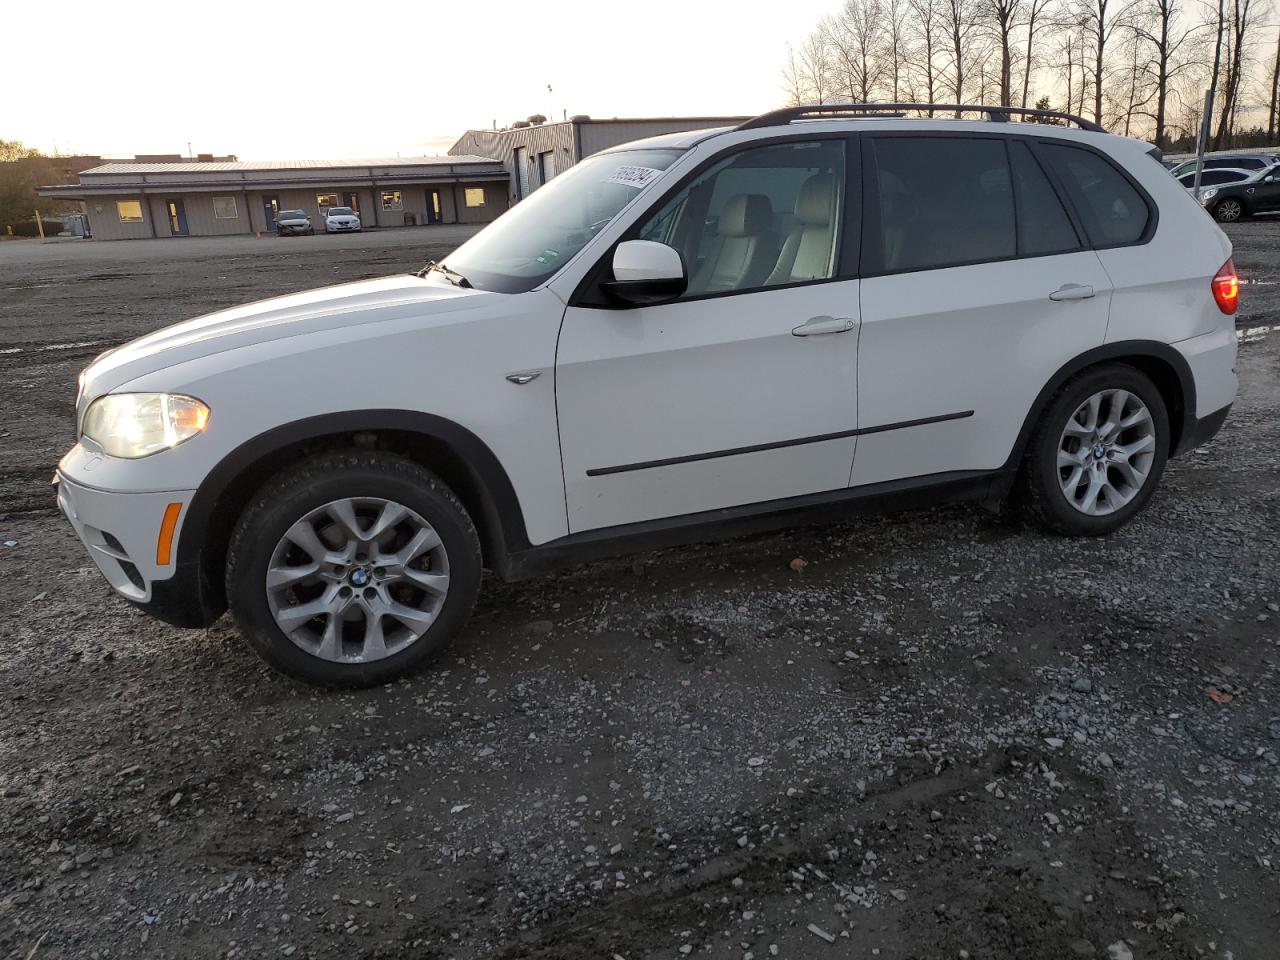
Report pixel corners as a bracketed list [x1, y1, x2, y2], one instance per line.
[606, 165, 664, 190]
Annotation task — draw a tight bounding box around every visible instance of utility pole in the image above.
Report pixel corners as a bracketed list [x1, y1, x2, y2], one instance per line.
[1191, 89, 1214, 201]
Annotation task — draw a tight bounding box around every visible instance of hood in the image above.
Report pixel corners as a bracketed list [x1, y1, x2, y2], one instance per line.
[81, 274, 488, 397]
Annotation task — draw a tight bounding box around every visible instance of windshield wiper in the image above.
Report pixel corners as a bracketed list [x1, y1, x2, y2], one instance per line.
[416, 260, 471, 288]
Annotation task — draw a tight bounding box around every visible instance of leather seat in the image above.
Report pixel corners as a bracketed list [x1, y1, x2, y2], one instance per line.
[767, 174, 837, 285]
[689, 193, 777, 294]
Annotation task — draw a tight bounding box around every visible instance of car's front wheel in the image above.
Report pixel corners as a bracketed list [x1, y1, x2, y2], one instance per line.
[1212, 197, 1245, 223]
[226, 451, 481, 686]
[1021, 364, 1170, 536]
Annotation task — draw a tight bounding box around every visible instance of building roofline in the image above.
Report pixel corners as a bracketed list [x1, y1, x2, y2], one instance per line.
[38, 169, 509, 197]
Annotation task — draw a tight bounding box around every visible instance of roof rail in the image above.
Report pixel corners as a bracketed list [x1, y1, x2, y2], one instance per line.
[736, 103, 1106, 133]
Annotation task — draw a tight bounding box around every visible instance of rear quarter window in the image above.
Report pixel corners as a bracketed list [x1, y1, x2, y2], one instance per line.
[1039, 143, 1151, 247]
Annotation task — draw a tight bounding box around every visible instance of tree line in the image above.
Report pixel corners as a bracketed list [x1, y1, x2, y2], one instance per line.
[781, 0, 1280, 150]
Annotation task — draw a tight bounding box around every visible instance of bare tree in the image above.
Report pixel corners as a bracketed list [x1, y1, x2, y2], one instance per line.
[824, 0, 889, 102]
[885, 0, 916, 100]
[908, 0, 945, 108]
[1022, 0, 1059, 107]
[988, 0, 1025, 105]
[1129, 0, 1199, 147]
[1213, 0, 1257, 146]
[799, 31, 837, 103]
[782, 46, 810, 105]
[943, 0, 985, 107]
[1073, 0, 1125, 125]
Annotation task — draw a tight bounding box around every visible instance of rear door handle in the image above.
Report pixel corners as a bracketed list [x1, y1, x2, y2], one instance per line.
[1049, 283, 1096, 302]
[792, 315, 855, 337]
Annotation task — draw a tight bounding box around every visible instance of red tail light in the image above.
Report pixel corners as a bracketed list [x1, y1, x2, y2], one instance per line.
[1212, 258, 1239, 315]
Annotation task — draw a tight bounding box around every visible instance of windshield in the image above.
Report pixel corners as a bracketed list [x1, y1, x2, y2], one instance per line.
[280, 210, 306, 219]
[328, 207, 354, 216]
[439, 148, 682, 293]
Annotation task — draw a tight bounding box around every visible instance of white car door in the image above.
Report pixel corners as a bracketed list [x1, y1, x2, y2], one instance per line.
[556, 138, 861, 533]
[850, 134, 1114, 488]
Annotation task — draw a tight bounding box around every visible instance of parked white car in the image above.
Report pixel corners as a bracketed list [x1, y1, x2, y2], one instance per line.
[324, 207, 361, 233]
[58, 103, 1239, 686]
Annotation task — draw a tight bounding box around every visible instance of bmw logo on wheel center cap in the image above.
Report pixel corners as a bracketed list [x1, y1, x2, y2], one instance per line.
[350, 568, 370, 587]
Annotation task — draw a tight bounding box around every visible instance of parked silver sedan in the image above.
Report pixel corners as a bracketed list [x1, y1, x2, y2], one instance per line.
[276, 210, 313, 236]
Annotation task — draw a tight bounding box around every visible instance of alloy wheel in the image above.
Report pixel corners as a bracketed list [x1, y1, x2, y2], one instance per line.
[1215, 199, 1243, 222]
[265, 497, 450, 662]
[1056, 389, 1157, 516]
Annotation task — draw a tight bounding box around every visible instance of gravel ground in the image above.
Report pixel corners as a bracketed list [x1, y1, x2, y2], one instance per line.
[1, 223, 1278, 960]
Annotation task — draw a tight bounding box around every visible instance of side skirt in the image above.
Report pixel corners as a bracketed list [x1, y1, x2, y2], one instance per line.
[501, 468, 1013, 581]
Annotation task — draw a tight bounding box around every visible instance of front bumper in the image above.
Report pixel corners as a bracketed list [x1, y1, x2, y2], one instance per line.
[54, 472, 209, 623]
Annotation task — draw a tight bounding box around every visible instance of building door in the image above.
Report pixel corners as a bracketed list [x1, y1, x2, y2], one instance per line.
[513, 147, 529, 200]
[261, 195, 279, 231]
[165, 199, 189, 236]
[342, 192, 361, 213]
[425, 189, 443, 224]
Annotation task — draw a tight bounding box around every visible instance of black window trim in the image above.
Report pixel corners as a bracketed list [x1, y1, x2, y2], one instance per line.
[569, 131, 861, 309]
[857, 129, 1157, 280]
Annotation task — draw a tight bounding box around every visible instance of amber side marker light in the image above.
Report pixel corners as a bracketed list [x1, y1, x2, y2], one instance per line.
[1212, 258, 1239, 315]
[156, 502, 183, 566]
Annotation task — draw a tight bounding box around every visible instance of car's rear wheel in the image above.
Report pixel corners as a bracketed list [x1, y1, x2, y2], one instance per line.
[226, 451, 481, 687]
[1021, 364, 1170, 536]
[1212, 197, 1245, 223]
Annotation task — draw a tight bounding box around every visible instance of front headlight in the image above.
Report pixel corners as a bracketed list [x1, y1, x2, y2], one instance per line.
[81, 393, 210, 459]
[1199, 188, 1219, 203]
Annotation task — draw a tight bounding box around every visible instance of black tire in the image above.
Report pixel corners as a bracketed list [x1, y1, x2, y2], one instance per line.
[1020, 363, 1170, 536]
[1212, 197, 1246, 223]
[226, 451, 481, 687]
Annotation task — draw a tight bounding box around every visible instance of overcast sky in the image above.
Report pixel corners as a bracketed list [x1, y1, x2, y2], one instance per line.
[7, 0, 834, 160]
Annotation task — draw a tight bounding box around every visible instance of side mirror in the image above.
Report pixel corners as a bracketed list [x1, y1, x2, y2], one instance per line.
[601, 240, 687, 306]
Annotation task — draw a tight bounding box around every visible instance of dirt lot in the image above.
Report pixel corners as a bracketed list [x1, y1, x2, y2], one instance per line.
[1, 223, 1278, 960]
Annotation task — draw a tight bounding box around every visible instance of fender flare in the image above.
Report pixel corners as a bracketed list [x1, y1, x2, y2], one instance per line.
[176, 410, 533, 617]
[1001, 339, 1197, 475]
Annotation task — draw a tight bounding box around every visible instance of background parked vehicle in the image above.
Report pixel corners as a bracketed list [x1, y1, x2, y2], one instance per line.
[1176, 168, 1252, 192]
[1196, 163, 1280, 222]
[1167, 154, 1280, 179]
[276, 210, 313, 236]
[324, 206, 361, 233]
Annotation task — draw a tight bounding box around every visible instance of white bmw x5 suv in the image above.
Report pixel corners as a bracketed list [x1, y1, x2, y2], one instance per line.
[57, 104, 1239, 686]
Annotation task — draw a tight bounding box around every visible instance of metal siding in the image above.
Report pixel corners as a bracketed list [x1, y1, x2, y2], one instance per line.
[81, 195, 153, 241]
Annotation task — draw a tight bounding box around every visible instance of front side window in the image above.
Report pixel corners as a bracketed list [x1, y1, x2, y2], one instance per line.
[212, 196, 238, 219]
[442, 148, 681, 293]
[116, 199, 143, 222]
[1039, 143, 1150, 246]
[637, 139, 846, 297]
[872, 136, 1014, 273]
[380, 191, 402, 211]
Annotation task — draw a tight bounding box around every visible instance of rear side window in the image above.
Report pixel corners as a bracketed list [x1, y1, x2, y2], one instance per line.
[872, 136, 1015, 272]
[1008, 140, 1080, 256]
[1039, 143, 1150, 246]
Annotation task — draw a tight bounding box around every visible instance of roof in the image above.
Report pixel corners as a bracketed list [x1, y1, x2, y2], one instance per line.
[599, 127, 734, 152]
[80, 155, 498, 175]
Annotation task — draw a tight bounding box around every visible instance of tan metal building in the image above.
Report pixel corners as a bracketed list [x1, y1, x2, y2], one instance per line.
[449, 116, 748, 204]
[38, 156, 509, 241]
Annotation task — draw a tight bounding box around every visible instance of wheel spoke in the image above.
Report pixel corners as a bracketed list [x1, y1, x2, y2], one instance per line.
[1115, 433, 1154, 460]
[284, 519, 331, 563]
[390, 526, 442, 565]
[401, 568, 450, 595]
[1080, 471, 1105, 513]
[366, 501, 408, 543]
[327, 499, 366, 542]
[361, 611, 388, 660]
[266, 562, 319, 590]
[276, 593, 336, 630]
[316, 613, 341, 660]
[1111, 458, 1144, 491]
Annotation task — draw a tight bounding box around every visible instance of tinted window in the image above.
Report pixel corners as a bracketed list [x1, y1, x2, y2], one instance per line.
[1008, 140, 1080, 256]
[637, 140, 846, 296]
[1040, 143, 1150, 246]
[873, 136, 1014, 273]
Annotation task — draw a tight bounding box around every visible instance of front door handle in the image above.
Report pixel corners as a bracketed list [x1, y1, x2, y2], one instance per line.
[1049, 283, 1096, 302]
[792, 315, 855, 337]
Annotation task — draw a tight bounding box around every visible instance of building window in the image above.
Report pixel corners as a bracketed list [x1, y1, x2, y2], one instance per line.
[316, 193, 338, 210]
[464, 188, 486, 208]
[380, 190, 403, 211]
[212, 196, 238, 219]
[116, 199, 143, 222]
